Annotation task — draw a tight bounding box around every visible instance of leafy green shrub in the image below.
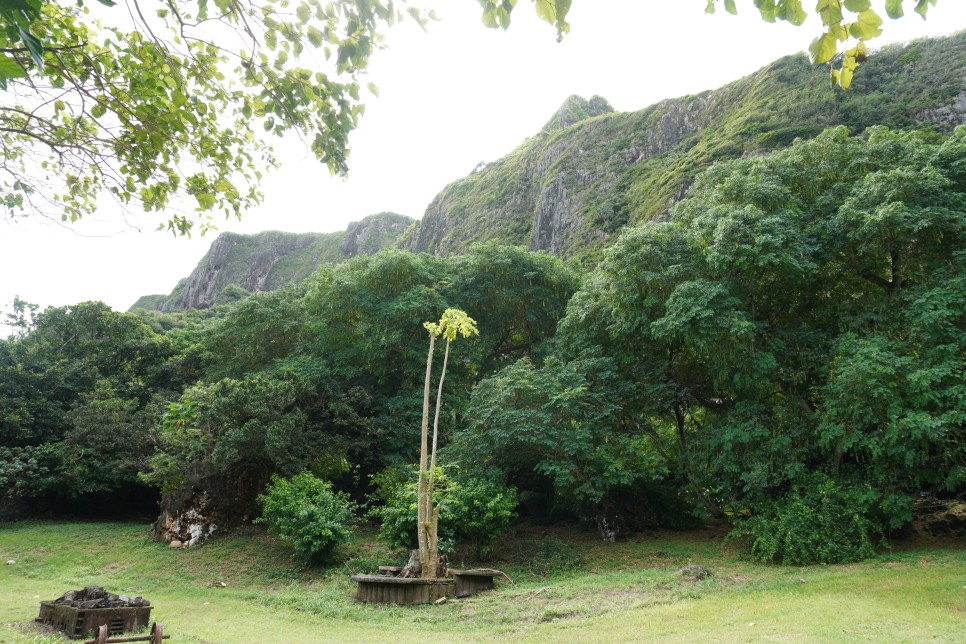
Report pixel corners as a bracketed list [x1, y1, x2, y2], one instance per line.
[0, 445, 58, 506]
[256, 472, 356, 564]
[370, 466, 516, 559]
[442, 475, 518, 559]
[728, 473, 880, 565]
[513, 535, 584, 576]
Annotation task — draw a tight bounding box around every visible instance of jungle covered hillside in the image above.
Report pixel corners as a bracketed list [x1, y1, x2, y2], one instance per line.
[3, 35, 966, 568]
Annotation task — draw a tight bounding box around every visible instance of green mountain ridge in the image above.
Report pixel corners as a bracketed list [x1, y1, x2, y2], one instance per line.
[400, 32, 966, 262]
[130, 212, 414, 311]
[133, 33, 966, 310]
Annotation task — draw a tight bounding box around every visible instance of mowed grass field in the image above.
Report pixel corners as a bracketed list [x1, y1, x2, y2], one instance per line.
[0, 521, 963, 643]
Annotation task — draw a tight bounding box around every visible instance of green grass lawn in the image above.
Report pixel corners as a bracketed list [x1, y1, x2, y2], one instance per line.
[0, 521, 963, 643]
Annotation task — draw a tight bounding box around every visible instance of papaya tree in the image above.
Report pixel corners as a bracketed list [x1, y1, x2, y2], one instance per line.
[417, 308, 478, 578]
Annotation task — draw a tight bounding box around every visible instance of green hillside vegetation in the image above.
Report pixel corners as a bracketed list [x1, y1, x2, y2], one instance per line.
[4, 125, 964, 562]
[2, 35, 965, 591]
[400, 33, 966, 264]
[131, 212, 414, 311]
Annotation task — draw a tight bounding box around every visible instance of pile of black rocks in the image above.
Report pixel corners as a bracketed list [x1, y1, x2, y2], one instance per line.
[50, 586, 150, 609]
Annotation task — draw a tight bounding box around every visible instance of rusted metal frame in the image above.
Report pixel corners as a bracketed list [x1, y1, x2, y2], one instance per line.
[85, 621, 168, 644]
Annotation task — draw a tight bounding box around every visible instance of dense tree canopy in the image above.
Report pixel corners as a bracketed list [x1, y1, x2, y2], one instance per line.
[538, 125, 966, 543]
[0, 301, 191, 513]
[107, 244, 575, 527]
[2, 122, 965, 563]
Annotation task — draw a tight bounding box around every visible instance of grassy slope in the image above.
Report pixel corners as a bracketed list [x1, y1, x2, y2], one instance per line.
[1, 522, 963, 643]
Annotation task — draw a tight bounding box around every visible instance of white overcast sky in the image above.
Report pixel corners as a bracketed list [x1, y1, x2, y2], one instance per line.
[3, 1, 966, 315]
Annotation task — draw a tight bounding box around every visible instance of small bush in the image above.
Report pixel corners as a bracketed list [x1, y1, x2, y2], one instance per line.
[257, 472, 356, 564]
[369, 466, 516, 559]
[441, 475, 517, 559]
[728, 473, 880, 565]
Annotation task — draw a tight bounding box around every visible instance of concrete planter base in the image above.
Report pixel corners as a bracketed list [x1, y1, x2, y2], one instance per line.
[350, 575, 455, 605]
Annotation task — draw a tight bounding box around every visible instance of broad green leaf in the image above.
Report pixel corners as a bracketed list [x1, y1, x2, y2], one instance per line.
[755, 0, 777, 23]
[809, 31, 838, 63]
[0, 54, 27, 83]
[534, 0, 555, 25]
[480, 7, 499, 28]
[776, 0, 807, 26]
[96, 0, 117, 6]
[724, 0, 737, 14]
[849, 10, 883, 40]
[18, 26, 43, 71]
[91, 103, 106, 118]
[815, 0, 844, 27]
[838, 65, 854, 89]
[195, 192, 216, 210]
[914, 0, 936, 19]
[554, 0, 572, 28]
[885, 0, 904, 18]
[306, 26, 323, 48]
[296, 3, 311, 23]
[366, 81, 379, 97]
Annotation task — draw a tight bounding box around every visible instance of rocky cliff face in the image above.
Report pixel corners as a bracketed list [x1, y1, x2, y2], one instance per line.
[400, 33, 966, 262]
[340, 212, 414, 257]
[131, 212, 413, 311]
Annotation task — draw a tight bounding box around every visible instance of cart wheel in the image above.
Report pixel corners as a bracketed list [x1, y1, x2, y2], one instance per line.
[96, 624, 109, 644]
[150, 621, 164, 644]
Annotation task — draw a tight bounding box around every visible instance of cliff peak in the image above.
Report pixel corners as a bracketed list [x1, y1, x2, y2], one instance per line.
[542, 95, 615, 133]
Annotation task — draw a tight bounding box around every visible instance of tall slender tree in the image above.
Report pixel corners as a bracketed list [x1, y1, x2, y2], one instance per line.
[416, 308, 477, 578]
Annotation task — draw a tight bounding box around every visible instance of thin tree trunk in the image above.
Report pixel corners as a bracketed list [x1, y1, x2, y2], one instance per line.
[427, 341, 450, 490]
[417, 334, 435, 577]
[422, 338, 451, 579]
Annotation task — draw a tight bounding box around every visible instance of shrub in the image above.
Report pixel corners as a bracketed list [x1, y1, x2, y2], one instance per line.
[728, 473, 881, 565]
[257, 472, 356, 564]
[370, 466, 516, 559]
[441, 475, 517, 559]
